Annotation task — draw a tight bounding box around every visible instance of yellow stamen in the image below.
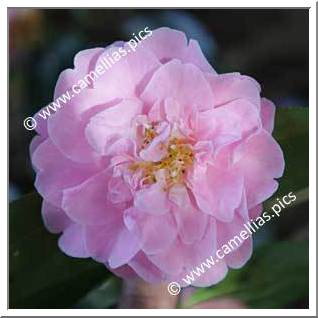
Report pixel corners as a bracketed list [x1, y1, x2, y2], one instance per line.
[130, 137, 194, 188]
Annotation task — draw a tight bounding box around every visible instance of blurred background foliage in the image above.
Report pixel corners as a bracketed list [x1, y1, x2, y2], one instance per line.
[9, 9, 309, 309]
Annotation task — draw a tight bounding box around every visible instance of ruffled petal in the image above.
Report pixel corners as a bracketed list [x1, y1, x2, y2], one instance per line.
[188, 164, 243, 222]
[217, 214, 253, 269]
[85, 214, 122, 263]
[260, 97, 275, 133]
[41, 200, 72, 234]
[134, 182, 170, 215]
[195, 99, 261, 149]
[108, 226, 141, 268]
[124, 207, 177, 254]
[149, 218, 217, 277]
[139, 27, 187, 63]
[233, 130, 285, 208]
[58, 224, 89, 258]
[181, 39, 217, 74]
[85, 99, 143, 156]
[85, 219, 140, 268]
[32, 139, 99, 206]
[207, 72, 261, 109]
[93, 42, 161, 99]
[141, 59, 214, 113]
[129, 252, 165, 283]
[62, 170, 116, 225]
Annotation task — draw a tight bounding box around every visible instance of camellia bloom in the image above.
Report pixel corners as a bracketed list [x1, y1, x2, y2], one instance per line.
[30, 27, 284, 287]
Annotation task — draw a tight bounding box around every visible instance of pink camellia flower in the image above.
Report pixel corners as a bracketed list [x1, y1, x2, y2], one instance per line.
[30, 27, 284, 287]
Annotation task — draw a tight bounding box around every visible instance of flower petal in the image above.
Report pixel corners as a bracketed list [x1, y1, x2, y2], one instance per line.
[260, 97, 275, 133]
[41, 200, 72, 234]
[139, 27, 187, 63]
[233, 130, 284, 208]
[32, 139, 99, 206]
[134, 182, 170, 215]
[58, 224, 89, 258]
[62, 170, 116, 225]
[129, 252, 165, 283]
[141, 59, 214, 113]
[182, 39, 217, 74]
[149, 218, 217, 279]
[217, 214, 253, 269]
[108, 226, 141, 268]
[195, 99, 261, 149]
[85, 99, 143, 156]
[124, 207, 177, 254]
[188, 164, 243, 222]
[207, 72, 261, 109]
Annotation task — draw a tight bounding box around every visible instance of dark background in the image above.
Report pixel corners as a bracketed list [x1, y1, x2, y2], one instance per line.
[8, 9, 309, 309]
[9, 8, 309, 201]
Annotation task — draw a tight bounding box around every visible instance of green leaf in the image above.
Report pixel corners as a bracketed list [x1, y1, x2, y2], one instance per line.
[9, 192, 113, 308]
[185, 241, 308, 309]
[273, 107, 308, 196]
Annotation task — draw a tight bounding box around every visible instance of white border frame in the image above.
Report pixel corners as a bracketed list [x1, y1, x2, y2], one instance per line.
[2, 0, 316, 316]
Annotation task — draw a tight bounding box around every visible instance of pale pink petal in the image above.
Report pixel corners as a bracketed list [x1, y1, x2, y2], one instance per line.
[53, 48, 104, 99]
[163, 98, 183, 123]
[217, 214, 253, 268]
[32, 139, 99, 206]
[182, 39, 217, 74]
[85, 214, 122, 263]
[206, 72, 261, 109]
[93, 43, 161, 99]
[41, 200, 72, 234]
[29, 135, 46, 166]
[85, 99, 143, 156]
[48, 99, 117, 163]
[107, 176, 132, 204]
[33, 108, 48, 137]
[108, 226, 141, 268]
[193, 141, 214, 165]
[62, 171, 115, 225]
[260, 97, 276, 133]
[134, 182, 170, 215]
[139, 27, 187, 63]
[141, 59, 214, 113]
[233, 130, 284, 208]
[105, 137, 137, 157]
[225, 238, 253, 269]
[149, 218, 217, 277]
[249, 204, 263, 219]
[48, 41, 157, 163]
[171, 185, 208, 244]
[171, 218, 227, 287]
[195, 99, 261, 149]
[85, 219, 140, 268]
[129, 252, 165, 283]
[148, 100, 165, 122]
[108, 264, 137, 280]
[188, 164, 243, 222]
[124, 207, 177, 254]
[47, 48, 113, 163]
[58, 224, 89, 258]
[176, 258, 228, 288]
[148, 239, 184, 275]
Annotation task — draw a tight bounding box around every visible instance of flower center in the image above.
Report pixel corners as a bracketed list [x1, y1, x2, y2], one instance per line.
[130, 132, 194, 188]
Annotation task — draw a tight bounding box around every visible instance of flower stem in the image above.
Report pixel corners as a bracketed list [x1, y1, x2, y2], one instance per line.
[118, 279, 179, 308]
